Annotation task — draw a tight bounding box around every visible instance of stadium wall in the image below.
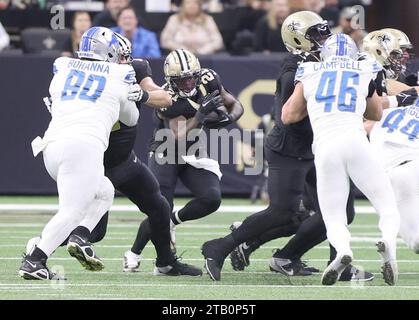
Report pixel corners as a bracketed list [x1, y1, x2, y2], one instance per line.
[0, 54, 418, 196]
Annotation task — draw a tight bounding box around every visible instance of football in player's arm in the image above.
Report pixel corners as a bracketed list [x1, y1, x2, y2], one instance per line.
[160, 68, 244, 140]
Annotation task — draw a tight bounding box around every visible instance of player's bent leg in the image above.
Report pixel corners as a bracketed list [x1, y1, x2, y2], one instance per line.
[67, 177, 114, 271]
[20, 140, 103, 280]
[347, 137, 400, 285]
[388, 160, 419, 254]
[177, 166, 222, 223]
[315, 142, 353, 260]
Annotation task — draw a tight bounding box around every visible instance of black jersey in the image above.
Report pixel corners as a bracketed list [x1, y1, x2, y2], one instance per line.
[149, 68, 223, 156]
[265, 53, 316, 160]
[104, 59, 152, 168]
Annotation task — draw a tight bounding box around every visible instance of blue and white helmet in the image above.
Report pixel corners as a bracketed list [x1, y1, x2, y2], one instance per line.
[320, 33, 359, 61]
[77, 27, 120, 63]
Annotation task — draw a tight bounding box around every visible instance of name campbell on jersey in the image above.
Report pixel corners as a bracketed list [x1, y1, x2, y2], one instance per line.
[44, 57, 138, 151]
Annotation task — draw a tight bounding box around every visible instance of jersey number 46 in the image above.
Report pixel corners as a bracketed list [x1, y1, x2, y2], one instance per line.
[315, 71, 359, 113]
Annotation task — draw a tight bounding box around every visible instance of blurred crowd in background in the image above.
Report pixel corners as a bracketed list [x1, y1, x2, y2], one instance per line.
[0, 0, 387, 57]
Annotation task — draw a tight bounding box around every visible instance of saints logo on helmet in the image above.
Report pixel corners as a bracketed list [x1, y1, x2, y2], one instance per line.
[164, 49, 201, 98]
[362, 30, 404, 79]
[281, 11, 332, 56]
[381, 28, 414, 67]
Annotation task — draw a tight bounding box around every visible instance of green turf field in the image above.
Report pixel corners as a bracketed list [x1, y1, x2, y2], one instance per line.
[0, 196, 418, 300]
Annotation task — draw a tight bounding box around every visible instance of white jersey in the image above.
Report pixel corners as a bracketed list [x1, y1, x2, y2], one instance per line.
[295, 55, 382, 152]
[370, 102, 419, 170]
[41, 57, 139, 152]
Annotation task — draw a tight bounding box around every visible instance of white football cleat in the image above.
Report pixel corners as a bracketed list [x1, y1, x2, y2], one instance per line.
[26, 236, 41, 255]
[376, 240, 398, 286]
[321, 254, 352, 285]
[123, 250, 141, 272]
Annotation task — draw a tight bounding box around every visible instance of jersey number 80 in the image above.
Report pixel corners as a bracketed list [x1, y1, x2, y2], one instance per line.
[61, 69, 106, 103]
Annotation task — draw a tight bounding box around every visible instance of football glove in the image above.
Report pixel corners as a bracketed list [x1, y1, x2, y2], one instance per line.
[396, 88, 418, 107]
[195, 90, 223, 123]
[203, 112, 233, 129]
[128, 83, 149, 103]
[43, 96, 52, 113]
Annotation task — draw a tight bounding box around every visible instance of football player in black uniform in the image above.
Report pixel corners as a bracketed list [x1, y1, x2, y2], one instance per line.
[27, 34, 202, 276]
[201, 12, 417, 282]
[122, 49, 244, 268]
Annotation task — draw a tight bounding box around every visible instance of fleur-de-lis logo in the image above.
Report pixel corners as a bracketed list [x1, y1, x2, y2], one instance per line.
[288, 21, 301, 33]
[377, 34, 391, 44]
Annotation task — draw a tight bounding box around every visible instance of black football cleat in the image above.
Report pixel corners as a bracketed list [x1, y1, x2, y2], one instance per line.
[153, 258, 202, 277]
[321, 255, 352, 286]
[230, 243, 251, 271]
[338, 264, 374, 282]
[67, 235, 104, 271]
[18, 255, 65, 280]
[269, 257, 313, 276]
[201, 238, 228, 281]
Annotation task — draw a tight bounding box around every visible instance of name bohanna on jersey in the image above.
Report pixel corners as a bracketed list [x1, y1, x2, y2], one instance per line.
[45, 57, 137, 152]
[370, 101, 419, 170]
[295, 56, 382, 152]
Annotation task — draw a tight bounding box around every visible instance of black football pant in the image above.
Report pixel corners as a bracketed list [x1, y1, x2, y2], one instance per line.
[223, 146, 355, 261]
[130, 154, 221, 255]
[68, 151, 174, 266]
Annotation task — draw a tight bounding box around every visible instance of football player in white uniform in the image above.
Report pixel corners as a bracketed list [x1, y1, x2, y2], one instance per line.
[282, 34, 400, 286]
[19, 27, 140, 280]
[367, 100, 419, 254]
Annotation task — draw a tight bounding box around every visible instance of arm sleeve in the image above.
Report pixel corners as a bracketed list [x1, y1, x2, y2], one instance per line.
[132, 59, 152, 83]
[279, 71, 297, 104]
[119, 99, 140, 127]
[367, 79, 376, 98]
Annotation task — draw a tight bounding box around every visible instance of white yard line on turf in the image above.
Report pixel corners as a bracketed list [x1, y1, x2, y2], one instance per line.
[0, 204, 377, 214]
[1, 283, 419, 289]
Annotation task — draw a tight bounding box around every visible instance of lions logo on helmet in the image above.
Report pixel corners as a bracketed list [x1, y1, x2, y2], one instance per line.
[77, 27, 120, 63]
[164, 49, 202, 98]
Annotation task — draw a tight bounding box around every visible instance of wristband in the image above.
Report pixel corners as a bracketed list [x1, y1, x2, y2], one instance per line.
[140, 91, 149, 103]
[388, 95, 398, 108]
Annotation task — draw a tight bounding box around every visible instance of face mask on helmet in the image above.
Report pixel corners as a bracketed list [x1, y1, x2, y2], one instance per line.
[305, 22, 332, 52]
[170, 72, 201, 97]
[387, 50, 406, 77]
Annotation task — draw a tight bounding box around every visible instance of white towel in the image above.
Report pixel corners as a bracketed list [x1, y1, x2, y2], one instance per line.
[31, 136, 48, 157]
[181, 155, 222, 180]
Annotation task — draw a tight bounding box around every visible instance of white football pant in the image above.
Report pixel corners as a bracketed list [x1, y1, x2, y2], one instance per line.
[37, 139, 114, 257]
[315, 132, 400, 260]
[388, 159, 419, 253]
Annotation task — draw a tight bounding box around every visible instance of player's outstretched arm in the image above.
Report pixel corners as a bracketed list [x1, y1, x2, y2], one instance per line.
[139, 77, 172, 109]
[281, 82, 307, 125]
[386, 79, 419, 96]
[365, 91, 383, 121]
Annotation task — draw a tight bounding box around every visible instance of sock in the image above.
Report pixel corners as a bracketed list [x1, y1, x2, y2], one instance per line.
[171, 210, 182, 226]
[30, 246, 48, 261]
[70, 226, 91, 241]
